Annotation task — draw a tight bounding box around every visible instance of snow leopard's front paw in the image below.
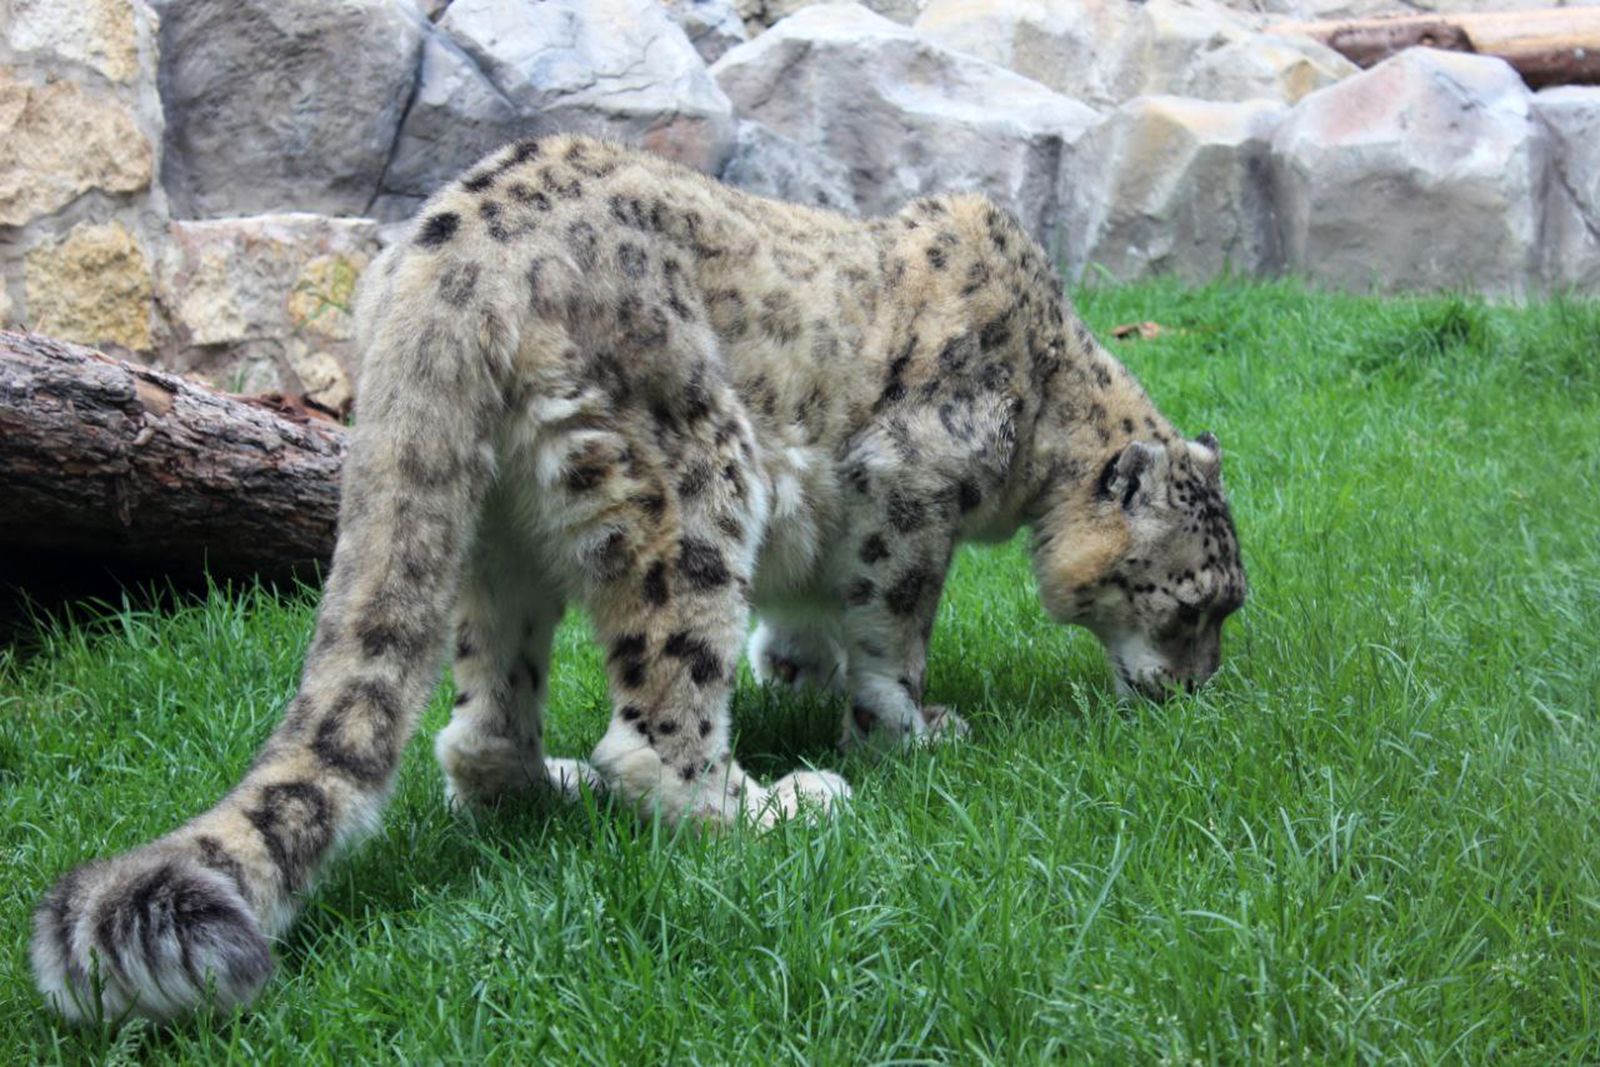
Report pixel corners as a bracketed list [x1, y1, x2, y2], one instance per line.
[675, 761, 851, 830]
[436, 719, 602, 811]
[543, 757, 606, 801]
[916, 704, 970, 743]
[840, 700, 969, 751]
[751, 770, 853, 828]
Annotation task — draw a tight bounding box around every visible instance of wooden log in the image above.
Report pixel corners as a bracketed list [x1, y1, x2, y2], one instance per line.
[0, 329, 348, 587]
[1272, 9, 1600, 88]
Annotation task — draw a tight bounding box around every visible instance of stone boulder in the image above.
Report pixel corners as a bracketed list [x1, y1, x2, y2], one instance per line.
[1269, 48, 1547, 296]
[1135, 0, 1358, 104]
[1, 0, 166, 359]
[379, 33, 522, 217]
[1534, 86, 1600, 291]
[6, 0, 143, 83]
[661, 0, 750, 64]
[0, 68, 155, 228]
[155, 215, 382, 406]
[384, 0, 743, 214]
[913, 0, 1145, 108]
[1068, 96, 1286, 284]
[719, 121, 858, 213]
[160, 0, 424, 218]
[434, 0, 736, 177]
[735, 0, 928, 33]
[24, 221, 156, 354]
[914, 0, 1355, 108]
[712, 3, 1098, 251]
[1220, 0, 1585, 18]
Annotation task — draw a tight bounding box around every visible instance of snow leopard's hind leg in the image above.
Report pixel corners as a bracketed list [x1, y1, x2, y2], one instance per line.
[30, 247, 513, 1023]
[435, 492, 601, 809]
[748, 610, 848, 694]
[513, 365, 850, 828]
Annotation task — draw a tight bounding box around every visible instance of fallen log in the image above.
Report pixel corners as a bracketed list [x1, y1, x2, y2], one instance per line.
[0, 330, 347, 588]
[1272, 9, 1600, 88]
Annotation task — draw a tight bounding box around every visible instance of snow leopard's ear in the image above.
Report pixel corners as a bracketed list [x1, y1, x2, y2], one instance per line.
[1095, 441, 1168, 512]
[1191, 431, 1222, 477]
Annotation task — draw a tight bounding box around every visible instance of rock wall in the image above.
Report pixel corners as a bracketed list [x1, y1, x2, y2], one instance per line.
[2, 0, 165, 357]
[1, 0, 1596, 398]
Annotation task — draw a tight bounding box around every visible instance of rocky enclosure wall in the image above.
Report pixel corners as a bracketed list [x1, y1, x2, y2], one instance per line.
[1, 0, 1596, 404]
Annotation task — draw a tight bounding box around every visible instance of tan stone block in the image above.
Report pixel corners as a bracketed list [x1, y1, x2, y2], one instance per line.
[159, 216, 378, 348]
[157, 215, 379, 397]
[286, 254, 363, 342]
[25, 220, 154, 351]
[166, 243, 249, 346]
[285, 346, 354, 411]
[6, 0, 141, 83]
[0, 69, 153, 226]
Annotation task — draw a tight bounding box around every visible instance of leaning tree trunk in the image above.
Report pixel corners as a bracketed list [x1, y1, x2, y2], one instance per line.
[1273, 9, 1600, 89]
[0, 330, 348, 588]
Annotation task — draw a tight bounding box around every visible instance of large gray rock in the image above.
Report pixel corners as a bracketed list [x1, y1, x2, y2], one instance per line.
[1534, 86, 1600, 291]
[661, 0, 750, 64]
[1069, 96, 1286, 284]
[1269, 48, 1547, 296]
[1136, 0, 1357, 104]
[915, 0, 1354, 108]
[381, 33, 521, 213]
[712, 3, 1098, 250]
[736, 0, 928, 32]
[913, 0, 1144, 108]
[719, 121, 858, 213]
[1216, 0, 1590, 18]
[436, 0, 736, 176]
[160, 0, 424, 218]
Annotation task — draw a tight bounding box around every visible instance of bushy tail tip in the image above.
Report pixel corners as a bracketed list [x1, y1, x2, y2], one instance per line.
[32, 849, 273, 1024]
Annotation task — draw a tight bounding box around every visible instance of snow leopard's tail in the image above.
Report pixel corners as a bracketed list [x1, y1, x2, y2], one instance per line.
[30, 231, 519, 1023]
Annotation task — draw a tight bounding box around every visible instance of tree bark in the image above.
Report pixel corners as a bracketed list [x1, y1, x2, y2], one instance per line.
[0, 329, 347, 587]
[1272, 9, 1600, 89]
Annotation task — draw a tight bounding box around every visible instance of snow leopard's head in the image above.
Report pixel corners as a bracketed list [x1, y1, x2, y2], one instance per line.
[1033, 434, 1246, 700]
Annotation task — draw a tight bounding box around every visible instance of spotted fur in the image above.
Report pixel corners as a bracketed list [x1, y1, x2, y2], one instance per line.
[31, 136, 1243, 1023]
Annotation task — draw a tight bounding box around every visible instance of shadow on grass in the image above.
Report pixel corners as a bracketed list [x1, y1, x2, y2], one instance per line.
[0, 552, 321, 655]
[280, 687, 856, 937]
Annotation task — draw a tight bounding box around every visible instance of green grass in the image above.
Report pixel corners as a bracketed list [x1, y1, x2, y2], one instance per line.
[4, 279, 1599, 1064]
